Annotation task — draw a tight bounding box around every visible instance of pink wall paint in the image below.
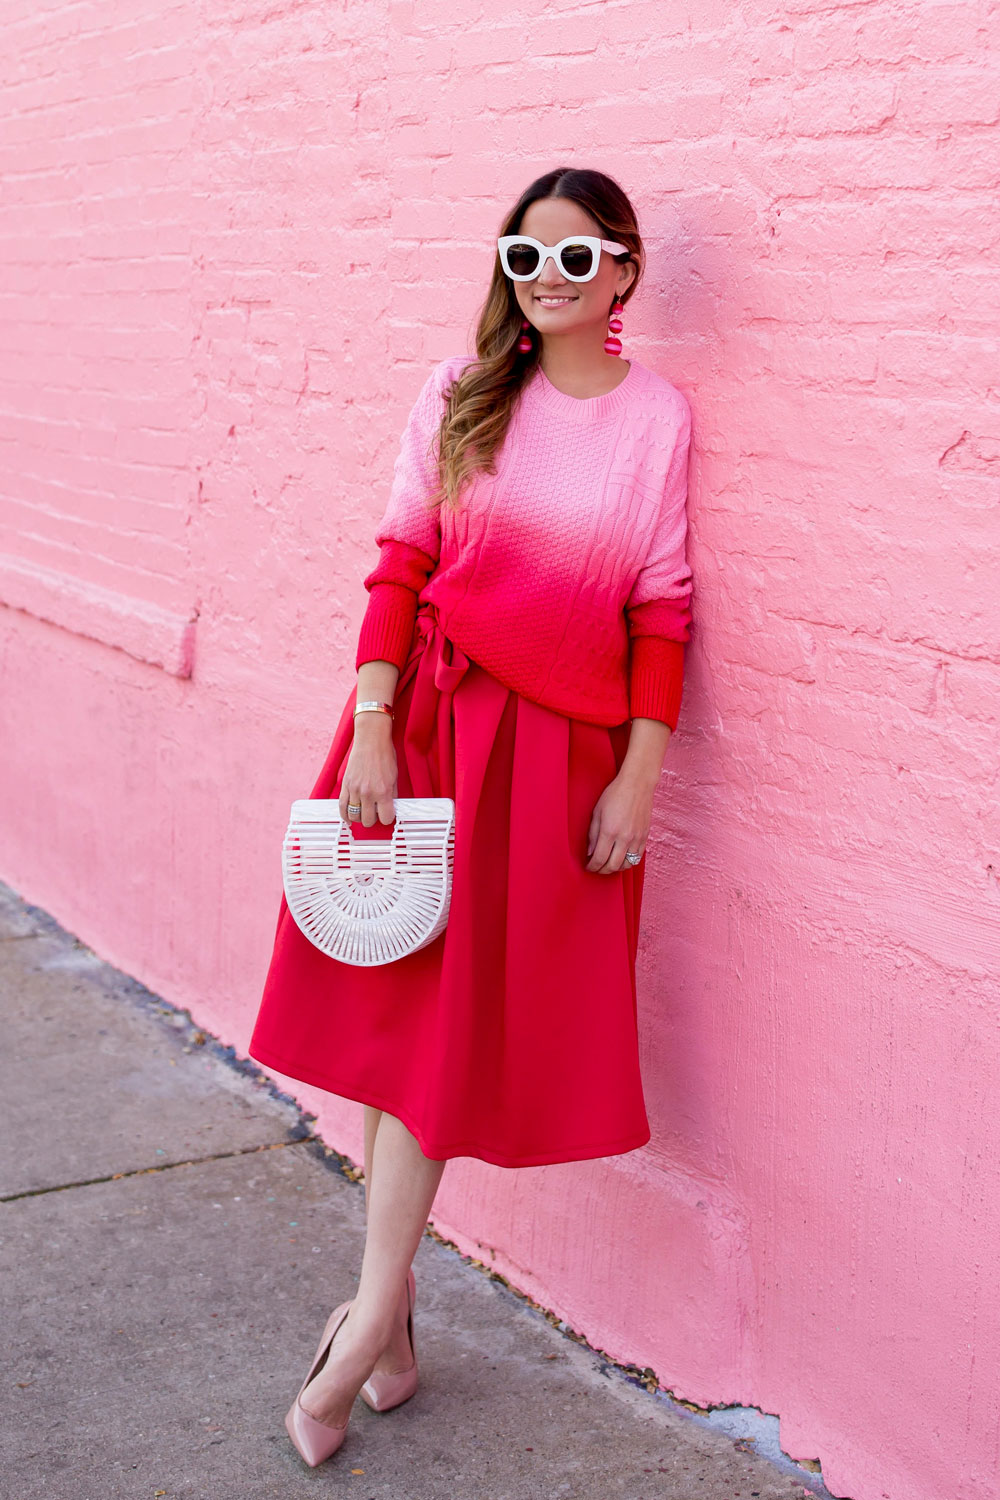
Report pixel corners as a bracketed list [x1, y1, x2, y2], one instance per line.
[2, 4, 998, 1496]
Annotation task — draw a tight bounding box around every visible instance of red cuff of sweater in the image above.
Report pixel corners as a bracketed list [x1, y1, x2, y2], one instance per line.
[629, 636, 685, 731]
[363, 537, 437, 595]
[355, 539, 437, 673]
[355, 583, 418, 673]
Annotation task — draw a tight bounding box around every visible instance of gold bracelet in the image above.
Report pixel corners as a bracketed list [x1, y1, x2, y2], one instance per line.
[353, 700, 394, 719]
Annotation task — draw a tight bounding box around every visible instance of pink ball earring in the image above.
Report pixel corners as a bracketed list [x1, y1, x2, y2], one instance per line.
[605, 297, 625, 356]
[517, 316, 533, 353]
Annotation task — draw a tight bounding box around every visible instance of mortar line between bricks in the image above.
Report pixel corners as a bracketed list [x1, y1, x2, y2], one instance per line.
[0, 1135, 319, 1203]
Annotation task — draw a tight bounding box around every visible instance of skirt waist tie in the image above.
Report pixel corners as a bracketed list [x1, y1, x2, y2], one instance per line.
[395, 602, 472, 797]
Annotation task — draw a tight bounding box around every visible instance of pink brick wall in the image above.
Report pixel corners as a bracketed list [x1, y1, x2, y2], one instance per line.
[2, 5, 999, 1497]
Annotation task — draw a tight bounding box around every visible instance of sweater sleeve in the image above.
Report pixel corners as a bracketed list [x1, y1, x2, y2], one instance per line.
[355, 360, 454, 674]
[624, 392, 693, 731]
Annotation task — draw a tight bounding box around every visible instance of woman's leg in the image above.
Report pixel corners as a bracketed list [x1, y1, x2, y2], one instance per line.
[363, 1103, 381, 1216]
[300, 1110, 446, 1426]
[360, 1104, 415, 1378]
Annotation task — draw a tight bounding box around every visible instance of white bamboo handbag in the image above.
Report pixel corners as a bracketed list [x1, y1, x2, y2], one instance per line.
[281, 797, 456, 967]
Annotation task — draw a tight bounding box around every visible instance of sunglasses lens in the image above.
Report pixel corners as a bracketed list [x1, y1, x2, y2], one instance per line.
[505, 241, 540, 277]
[559, 242, 595, 278]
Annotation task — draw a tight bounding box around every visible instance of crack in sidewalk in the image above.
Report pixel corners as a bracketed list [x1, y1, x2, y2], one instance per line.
[0, 1135, 318, 1203]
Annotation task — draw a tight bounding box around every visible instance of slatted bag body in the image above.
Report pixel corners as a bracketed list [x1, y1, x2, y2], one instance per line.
[282, 797, 456, 967]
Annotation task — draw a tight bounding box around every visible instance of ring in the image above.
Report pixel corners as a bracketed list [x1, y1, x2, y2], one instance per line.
[624, 850, 642, 865]
[347, 803, 362, 817]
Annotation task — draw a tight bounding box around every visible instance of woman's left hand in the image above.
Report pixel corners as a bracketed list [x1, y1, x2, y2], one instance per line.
[585, 770, 655, 874]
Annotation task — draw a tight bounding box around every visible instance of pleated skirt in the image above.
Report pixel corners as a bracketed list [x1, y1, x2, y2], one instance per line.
[247, 600, 651, 1168]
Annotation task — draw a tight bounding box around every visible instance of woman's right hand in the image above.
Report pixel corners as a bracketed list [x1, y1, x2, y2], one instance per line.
[338, 716, 398, 827]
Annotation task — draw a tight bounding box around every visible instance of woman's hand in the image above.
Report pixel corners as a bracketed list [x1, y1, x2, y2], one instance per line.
[338, 717, 398, 827]
[585, 768, 656, 874]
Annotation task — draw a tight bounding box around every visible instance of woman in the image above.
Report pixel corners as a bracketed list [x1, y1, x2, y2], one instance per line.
[248, 165, 694, 1467]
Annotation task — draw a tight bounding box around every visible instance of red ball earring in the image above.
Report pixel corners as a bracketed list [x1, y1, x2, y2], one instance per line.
[517, 316, 533, 353]
[605, 297, 625, 356]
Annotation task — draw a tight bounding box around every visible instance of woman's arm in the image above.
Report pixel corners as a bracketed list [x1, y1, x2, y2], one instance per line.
[584, 717, 670, 874]
[355, 658, 400, 709]
[587, 394, 693, 872]
[338, 658, 400, 827]
[621, 716, 672, 787]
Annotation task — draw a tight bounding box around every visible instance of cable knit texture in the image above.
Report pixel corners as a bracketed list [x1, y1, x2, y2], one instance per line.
[355, 354, 694, 730]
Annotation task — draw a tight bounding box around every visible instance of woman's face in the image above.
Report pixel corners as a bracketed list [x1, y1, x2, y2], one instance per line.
[510, 197, 636, 348]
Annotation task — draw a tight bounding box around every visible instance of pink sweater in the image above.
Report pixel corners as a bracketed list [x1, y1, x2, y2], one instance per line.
[355, 354, 694, 731]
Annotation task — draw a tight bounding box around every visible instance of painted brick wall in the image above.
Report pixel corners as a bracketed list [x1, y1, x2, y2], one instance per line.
[2, 4, 998, 1497]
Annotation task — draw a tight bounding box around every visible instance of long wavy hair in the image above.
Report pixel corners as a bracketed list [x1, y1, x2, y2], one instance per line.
[424, 167, 644, 515]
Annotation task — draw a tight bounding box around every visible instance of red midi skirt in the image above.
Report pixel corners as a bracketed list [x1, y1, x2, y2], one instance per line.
[248, 600, 651, 1169]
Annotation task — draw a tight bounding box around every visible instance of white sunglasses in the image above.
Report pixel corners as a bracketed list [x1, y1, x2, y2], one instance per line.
[497, 234, 629, 283]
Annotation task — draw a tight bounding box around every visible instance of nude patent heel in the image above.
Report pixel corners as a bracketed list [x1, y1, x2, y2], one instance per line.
[359, 1269, 418, 1412]
[284, 1300, 354, 1467]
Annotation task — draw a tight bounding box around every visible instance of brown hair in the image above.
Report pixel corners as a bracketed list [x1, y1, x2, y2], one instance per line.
[425, 167, 644, 514]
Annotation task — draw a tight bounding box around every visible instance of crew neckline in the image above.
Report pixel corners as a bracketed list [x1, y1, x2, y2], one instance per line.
[529, 358, 641, 420]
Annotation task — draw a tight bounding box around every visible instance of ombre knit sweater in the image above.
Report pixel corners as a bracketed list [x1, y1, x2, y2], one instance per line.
[355, 353, 694, 731]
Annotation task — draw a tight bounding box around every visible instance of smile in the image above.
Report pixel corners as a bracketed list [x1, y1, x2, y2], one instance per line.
[535, 296, 576, 306]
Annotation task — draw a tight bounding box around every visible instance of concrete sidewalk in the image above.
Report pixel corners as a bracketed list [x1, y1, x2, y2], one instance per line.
[1, 879, 835, 1500]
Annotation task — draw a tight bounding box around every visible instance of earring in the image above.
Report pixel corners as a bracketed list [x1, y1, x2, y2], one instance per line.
[517, 316, 533, 353]
[604, 297, 625, 356]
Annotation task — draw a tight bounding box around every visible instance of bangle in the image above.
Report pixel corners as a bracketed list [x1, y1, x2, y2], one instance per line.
[353, 700, 394, 720]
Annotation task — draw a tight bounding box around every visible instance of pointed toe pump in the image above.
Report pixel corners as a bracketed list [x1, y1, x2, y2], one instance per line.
[359, 1268, 418, 1413]
[284, 1299, 355, 1467]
